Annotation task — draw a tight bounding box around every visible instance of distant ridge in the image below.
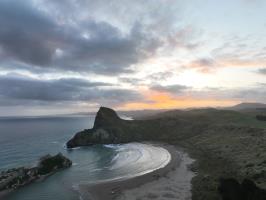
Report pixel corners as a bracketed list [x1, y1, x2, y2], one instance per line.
[228, 102, 266, 111]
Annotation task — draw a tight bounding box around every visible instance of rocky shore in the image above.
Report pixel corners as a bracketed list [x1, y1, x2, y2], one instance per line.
[0, 153, 72, 197]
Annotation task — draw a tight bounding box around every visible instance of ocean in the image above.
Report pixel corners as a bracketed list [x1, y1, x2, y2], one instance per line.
[0, 115, 171, 200]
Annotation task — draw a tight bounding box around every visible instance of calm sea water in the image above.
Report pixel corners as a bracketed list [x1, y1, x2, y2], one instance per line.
[0, 115, 171, 200]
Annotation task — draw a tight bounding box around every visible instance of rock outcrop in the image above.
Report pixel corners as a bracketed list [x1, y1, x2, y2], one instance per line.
[37, 153, 72, 175]
[0, 153, 72, 192]
[66, 107, 142, 148]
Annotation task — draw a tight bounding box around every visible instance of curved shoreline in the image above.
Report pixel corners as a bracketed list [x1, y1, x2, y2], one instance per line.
[79, 143, 194, 200]
[100, 142, 172, 183]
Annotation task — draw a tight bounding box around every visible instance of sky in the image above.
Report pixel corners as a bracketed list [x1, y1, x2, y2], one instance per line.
[0, 0, 266, 116]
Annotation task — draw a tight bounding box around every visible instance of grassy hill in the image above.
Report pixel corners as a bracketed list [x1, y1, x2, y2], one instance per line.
[142, 108, 266, 129]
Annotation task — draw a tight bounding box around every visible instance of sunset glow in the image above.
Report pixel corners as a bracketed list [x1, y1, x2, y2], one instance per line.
[0, 0, 266, 116]
[121, 92, 239, 110]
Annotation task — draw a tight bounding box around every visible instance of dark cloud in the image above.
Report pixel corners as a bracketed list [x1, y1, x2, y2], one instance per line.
[54, 22, 161, 75]
[187, 57, 216, 72]
[0, 0, 161, 75]
[193, 58, 215, 67]
[119, 77, 144, 85]
[119, 72, 175, 86]
[231, 85, 266, 102]
[150, 84, 190, 94]
[148, 71, 175, 81]
[0, 74, 143, 106]
[0, 0, 58, 66]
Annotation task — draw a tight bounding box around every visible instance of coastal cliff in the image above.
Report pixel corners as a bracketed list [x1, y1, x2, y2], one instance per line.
[67, 107, 266, 200]
[67, 107, 135, 147]
[66, 106, 202, 148]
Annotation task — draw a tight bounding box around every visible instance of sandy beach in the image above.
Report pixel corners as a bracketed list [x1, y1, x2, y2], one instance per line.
[79, 144, 195, 200]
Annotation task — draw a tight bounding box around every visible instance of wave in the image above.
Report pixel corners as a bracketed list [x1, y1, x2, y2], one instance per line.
[103, 144, 120, 149]
[102, 143, 171, 181]
[109, 144, 145, 170]
[119, 115, 134, 120]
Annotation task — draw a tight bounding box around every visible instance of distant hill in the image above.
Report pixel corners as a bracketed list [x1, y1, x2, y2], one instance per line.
[227, 102, 266, 111]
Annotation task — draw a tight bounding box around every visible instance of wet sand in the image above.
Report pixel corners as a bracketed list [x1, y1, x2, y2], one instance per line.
[79, 144, 195, 200]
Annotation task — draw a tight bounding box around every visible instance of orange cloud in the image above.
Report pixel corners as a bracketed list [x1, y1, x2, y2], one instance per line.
[219, 58, 266, 68]
[119, 91, 238, 110]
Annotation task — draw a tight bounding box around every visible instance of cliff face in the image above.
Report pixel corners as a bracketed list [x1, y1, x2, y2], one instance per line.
[66, 106, 205, 148]
[67, 107, 127, 148]
[66, 107, 140, 148]
[93, 107, 121, 129]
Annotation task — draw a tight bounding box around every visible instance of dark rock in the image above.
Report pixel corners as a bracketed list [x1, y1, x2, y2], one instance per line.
[66, 107, 123, 148]
[218, 178, 266, 200]
[93, 107, 120, 129]
[0, 153, 72, 192]
[38, 153, 72, 175]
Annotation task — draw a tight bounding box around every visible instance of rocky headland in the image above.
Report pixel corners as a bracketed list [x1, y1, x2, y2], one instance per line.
[66, 106, 205, 148]
[67, 106, 266, 200]
[0, 153, 72, 196]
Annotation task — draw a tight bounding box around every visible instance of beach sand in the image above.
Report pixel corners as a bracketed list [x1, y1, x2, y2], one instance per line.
[79, 144, 195, 200]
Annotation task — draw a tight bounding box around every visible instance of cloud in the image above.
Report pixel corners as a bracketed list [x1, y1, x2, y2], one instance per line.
[148, 83, 266, 104]
[183, 35, 266, 73]
[231, 85, 266, 102]
[186, 58, 216, 73]
[209, 36, 266, 70]
[0, 0, 57, 66]
[184, 85, 266, 103]
[0, 74, 144, 106]
[148, 71, 175, 81]
[2, 0, 265, 114]
[0, 0, 162, 75]
[150, 84, 190, 94]
[166, 26, 201, 51]
[119, 77, 145, 85]
[54, 22, 161, 75]
[119, 71, 175, 86]
[0, 0, 200, 76]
